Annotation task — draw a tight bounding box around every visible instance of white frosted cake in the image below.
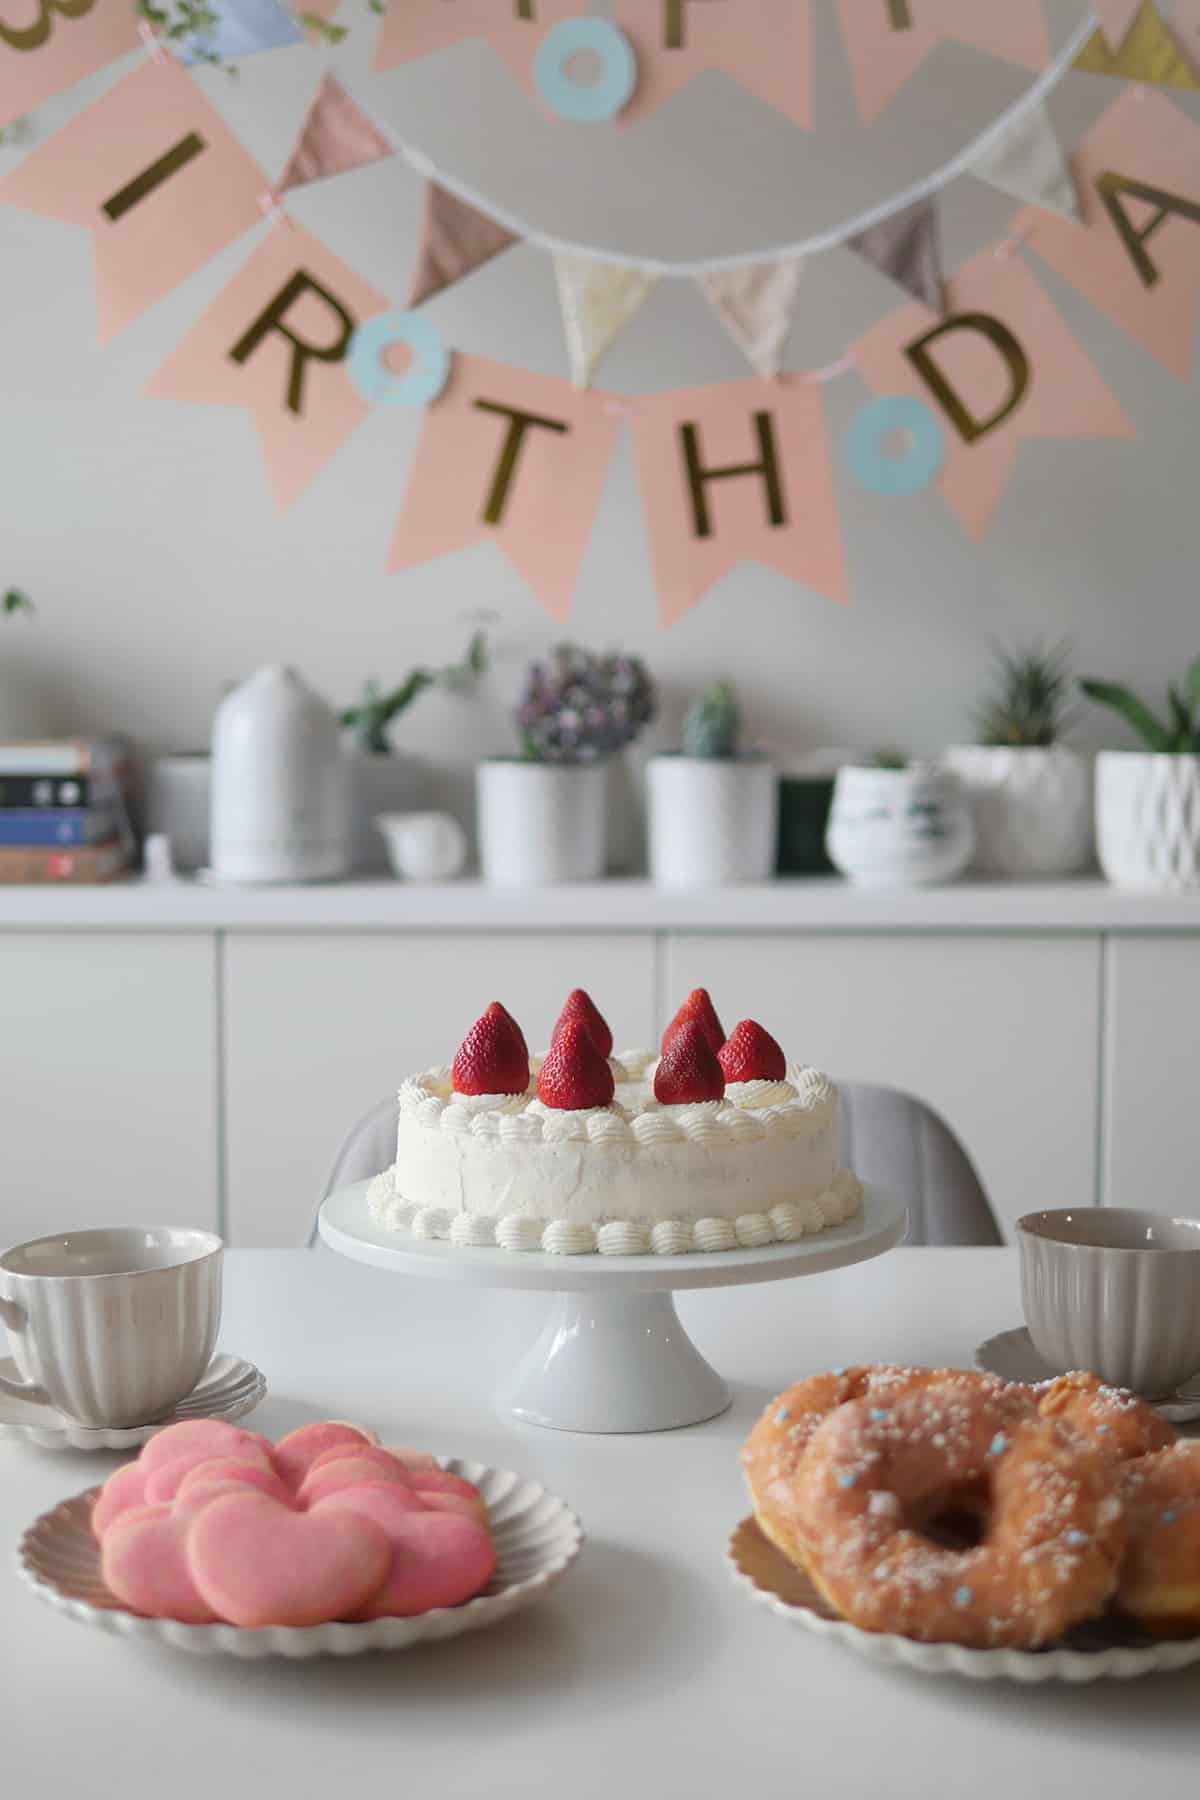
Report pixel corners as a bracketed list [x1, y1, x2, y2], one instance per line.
[365, 989, 863, 1257]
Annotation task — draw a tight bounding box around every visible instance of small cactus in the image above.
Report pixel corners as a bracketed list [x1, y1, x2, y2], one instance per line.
[682, 682, 740, 759]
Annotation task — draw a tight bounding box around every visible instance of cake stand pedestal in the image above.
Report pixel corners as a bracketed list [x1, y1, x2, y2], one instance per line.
[319, 1182, 906, 1435]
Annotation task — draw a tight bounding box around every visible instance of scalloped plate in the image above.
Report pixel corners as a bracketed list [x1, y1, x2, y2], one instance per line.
[17, 1460, 583, 1659]
[0, 1354, 267, 1452]
[727, 1517, 1200, 1684]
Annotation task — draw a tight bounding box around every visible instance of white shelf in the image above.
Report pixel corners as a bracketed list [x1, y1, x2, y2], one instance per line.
[0, 875, 1196, 932]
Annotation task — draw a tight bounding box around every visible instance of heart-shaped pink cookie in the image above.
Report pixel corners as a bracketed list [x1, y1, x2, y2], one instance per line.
[174, 1458, 293, 1509]
[273, 1422, 379, 1491]
[91, 1461, 150, 1541]
[187, 1492, 391, 1628]
[101, 1505, 221, 1624]
[313, 1486, 494, 1616]
[406, 1471, 490, 1528]
[144, 1438, 274, 1505]
[303, 1445, 415, 1486]
[296, 1455, 416, 1509]
[139, 1420, 271, 1473]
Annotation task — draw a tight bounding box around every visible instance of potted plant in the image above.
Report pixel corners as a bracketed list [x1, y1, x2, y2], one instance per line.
[942, 641, 1092, 878]
[825, 752, 975, 888]
[1081, 659, 1200, 891]
[341, 625, 488, 873]
[646, 682, 776, 887]
[477, 644, 656, 885]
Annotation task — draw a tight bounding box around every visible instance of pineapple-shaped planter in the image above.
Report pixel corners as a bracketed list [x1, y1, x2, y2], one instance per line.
[647, 684, 776, 887]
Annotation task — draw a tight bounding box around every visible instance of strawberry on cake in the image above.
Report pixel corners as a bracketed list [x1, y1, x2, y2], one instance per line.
[365, 987, 863, 1256]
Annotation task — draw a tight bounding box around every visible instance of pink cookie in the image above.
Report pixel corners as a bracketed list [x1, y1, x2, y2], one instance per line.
[297, 1455, 416, 1509]
[144, 1438, 274, 1505]
[386, 1449, 440, 1472]
[305, 1445, 416, 1484]
[313, 1485, 494, 1616]
[407, 1471, 489, 1528]
[187, 1492, 391, 1628]
[91, 1461, 150, 1541]
[101, 1505, 220, 1624]
[273, 1422, 379, 1491]
[138, 1420, 271, 1473]
[174, 1458, 293, 1509]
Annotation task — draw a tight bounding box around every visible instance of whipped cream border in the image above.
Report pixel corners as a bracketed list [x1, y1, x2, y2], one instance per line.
[365, 1167, 863, 1257]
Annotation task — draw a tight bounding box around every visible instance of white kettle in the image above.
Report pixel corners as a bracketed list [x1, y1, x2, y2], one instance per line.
[210, 665, 348, 884]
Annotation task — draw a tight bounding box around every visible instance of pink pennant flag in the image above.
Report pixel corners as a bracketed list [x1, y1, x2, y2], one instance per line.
[278, 75, 393, 193]
[0, 0, 140, 131]
[147, 222, 389, 510]
[614, 0, 812, 129]
[375, 0, 577, 91]
[836, 0, 1051, 124]
[0, 54, 266, 343]
[388, 355, 623, 622]
[1092, 0, 1145, 48]
[852, 251, 1135, 539]
[1013, 88, 1200, 381]
[628, 377, 847, 627]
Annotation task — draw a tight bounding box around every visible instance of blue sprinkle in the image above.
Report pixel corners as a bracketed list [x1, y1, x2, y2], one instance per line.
[1096, 1424, 1109, 1434]
[1066, 1530, 1089, 1547]
[989, 1434, 1010, 1457]
[953, 1586, 974, 1610]
[775, 1408, 790, 1424]
[870, 1408, 890, 1422]
[832, 1367, 848, 1377]
[837, 1472, 857, 1489]
[1163, 1510, 1178, 1525]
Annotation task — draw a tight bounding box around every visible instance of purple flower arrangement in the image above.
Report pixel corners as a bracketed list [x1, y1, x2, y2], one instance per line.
[516, 644, 657, 763]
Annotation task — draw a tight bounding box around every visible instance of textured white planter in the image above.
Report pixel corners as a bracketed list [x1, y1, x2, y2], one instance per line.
[942, 744, 1092, 877]
[826, 764, 974, 888]
[210, 666, 348, 884]
[646, 754, 776, 888]
[1095, 751, 1200, 892]
[476, 760, 607, 885]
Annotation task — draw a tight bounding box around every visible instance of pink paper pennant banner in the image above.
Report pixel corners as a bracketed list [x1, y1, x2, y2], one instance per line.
[0, 0, 140, 132]
[374, 0, 578, 92]
[628, 377, 848, 627]
[277, 74, 393, 194]
[1014, 88, 1200, 380]
[614, 0, 812, 129]
[836, 0, 1052, 125]
[388, 354, 622, 622]
[147, 222, 389, 509]
[852, 250, 1134, 539]
[0, 54, 266, 343]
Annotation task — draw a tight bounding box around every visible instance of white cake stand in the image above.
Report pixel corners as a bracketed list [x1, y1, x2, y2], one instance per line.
[319, 1181, 906, 1436]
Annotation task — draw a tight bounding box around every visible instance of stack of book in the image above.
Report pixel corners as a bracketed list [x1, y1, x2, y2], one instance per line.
[0, 738, 136, 882]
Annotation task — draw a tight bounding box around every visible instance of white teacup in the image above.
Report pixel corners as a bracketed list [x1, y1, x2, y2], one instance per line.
[1017, 1207, 1200, 1398]
[0, 1226, 222, 1427]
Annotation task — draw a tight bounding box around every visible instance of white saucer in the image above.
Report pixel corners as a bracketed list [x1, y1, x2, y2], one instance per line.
[17, 1460, 583, 1659]
[974, 1327, 1200, 1424]
[0, 1353, 267, 1451]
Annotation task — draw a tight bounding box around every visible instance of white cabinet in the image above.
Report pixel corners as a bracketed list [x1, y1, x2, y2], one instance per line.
[223, 931, 658, 1246]
[0, 934, 218, 1246]
[1103, 936, 1200, 1214]
[663, 934, 1102, 1234]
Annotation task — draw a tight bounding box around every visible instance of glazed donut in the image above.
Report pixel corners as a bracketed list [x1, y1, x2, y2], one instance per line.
[793, 1380, 1125, 1648]
[1116, 1441, 1200, 1633]
[742, 1365, 1034, 1572]
[1038, 1372, 1176, 1464]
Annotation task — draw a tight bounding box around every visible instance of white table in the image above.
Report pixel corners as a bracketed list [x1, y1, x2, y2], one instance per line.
[4, 1248, 1197, 1797]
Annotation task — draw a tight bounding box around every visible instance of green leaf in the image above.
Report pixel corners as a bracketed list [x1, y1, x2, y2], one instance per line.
[1079, 679, 1172, 752]
[1185, 655, 1200, 709]
[1168, 684, 1195, 749]
[2, 589, 33, 617]
[297, 11, 349, 42]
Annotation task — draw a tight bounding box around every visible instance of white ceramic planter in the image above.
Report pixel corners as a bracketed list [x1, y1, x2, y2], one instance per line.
[826, 764, 974, 888]
[1095, 751, 1200, 891]
[210, 666, 348, 884]
[942, 744, 1092, 878]
[645, 754, 776, 888]
[476, 760, 607, 885]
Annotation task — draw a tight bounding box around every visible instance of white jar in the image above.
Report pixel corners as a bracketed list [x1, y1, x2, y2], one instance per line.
[942, 744, 1093, 878]
[210, 666, 348, 884]
[376, 811, 467, 882]
[476, 760, 607, 885]
[826, 764, 974, 887]
[1095, 752, 1200, 891]
[646, 754, 776, 887]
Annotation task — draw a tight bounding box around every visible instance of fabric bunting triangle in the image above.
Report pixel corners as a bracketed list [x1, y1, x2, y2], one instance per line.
[699, 260, 804, 380]
[553, 255, 658, 387]
[1073, 0, 1200, 88]
[278, 76, 394, 194]
[408, 184, 519, 308]
[1091, 0, 1146, 47]
[847, 200, 945, 314]
[968, 102, 1080, 220]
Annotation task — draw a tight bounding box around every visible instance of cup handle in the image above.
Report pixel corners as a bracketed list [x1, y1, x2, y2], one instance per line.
[0, 1297, 51, 1406]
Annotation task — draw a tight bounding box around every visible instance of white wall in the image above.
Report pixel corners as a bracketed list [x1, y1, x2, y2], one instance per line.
[2, 9, 1197, 838]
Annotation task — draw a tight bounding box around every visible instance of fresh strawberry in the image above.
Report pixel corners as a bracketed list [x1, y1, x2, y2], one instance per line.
[551, 988, 613, 1059]
[536, 1018, 615, 1111]
[451, 1004, 529, 1096]
[661, 988, 725, 1056]
[718, 1019, 787, 1083]
[654, 1019, 726, 1104]
[485, 1000, 528, 1061]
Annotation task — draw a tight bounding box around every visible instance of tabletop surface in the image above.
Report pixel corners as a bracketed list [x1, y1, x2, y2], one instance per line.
[4, 1247, 1197, 1798]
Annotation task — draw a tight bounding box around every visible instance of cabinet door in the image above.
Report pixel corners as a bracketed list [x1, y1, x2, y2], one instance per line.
[663, 934, 1101, 1235]
[1104, 936, 1200, 1213]
[224, 933, 658, 1246]
[0, 934, 218, 1244]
